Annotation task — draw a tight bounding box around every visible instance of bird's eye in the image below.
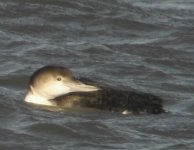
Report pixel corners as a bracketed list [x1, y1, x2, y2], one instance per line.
[56, 76, 63, 81]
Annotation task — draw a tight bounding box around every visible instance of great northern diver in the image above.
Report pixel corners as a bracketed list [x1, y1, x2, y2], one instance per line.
[24, 65, 165, 114]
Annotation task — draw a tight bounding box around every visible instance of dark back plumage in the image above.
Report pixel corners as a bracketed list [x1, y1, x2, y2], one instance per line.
[54, 80, 164, 114]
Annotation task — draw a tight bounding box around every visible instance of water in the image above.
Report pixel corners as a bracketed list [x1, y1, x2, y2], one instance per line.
[1, 0, 194, 149]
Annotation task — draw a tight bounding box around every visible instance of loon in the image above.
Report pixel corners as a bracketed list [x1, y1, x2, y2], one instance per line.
[24, 65, 165, 114]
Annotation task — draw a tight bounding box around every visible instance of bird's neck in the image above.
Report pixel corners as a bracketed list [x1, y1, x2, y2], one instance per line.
[24, 86, 56, 106]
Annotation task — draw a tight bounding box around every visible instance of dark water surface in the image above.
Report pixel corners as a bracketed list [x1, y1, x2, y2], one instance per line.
[1, 0, 194, 149]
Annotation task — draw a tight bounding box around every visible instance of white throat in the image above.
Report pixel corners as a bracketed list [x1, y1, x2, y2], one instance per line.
[24, 86, 56, 106]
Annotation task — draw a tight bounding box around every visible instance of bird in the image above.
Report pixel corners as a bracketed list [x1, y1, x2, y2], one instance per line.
[24, 65, 165, 114]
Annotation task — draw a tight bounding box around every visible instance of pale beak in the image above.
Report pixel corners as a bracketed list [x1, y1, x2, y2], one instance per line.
[65, 81, 99, 93]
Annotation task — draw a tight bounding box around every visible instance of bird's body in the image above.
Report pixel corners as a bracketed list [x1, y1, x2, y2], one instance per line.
[24, 66, 164, 114]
